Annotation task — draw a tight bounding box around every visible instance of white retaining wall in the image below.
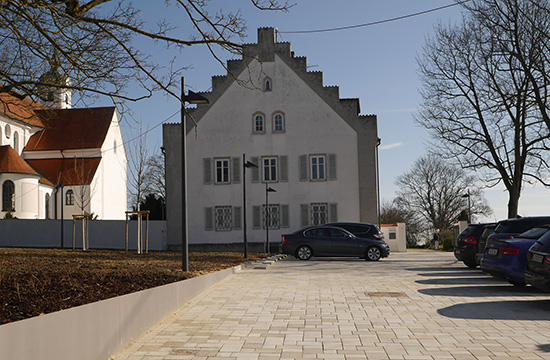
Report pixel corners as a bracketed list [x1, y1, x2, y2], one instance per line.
[0, 219, 167, 251]
[0, 264, 244, 360]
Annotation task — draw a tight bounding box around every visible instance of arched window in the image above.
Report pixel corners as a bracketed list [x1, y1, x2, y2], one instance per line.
[5, 124, 11, 139]
[253, 113, 265, 134]
[65, 189, 74, 205]
[45, 193, 50, 219]
[273, 112, 285, 133]
[2, 180, 15, 212]
[13, 131, 19, 153]
[264, 78, 272, 91]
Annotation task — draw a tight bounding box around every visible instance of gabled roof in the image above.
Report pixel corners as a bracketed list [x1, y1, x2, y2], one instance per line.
[26, 158, 101, 186]
[0, 145, 40, 176]
[24, 107, 115, 151]
[0, 93, 47, 128]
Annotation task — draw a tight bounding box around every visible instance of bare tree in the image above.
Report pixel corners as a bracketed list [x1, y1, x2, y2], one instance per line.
[0, 0, 291, 107]
[143, 154, 166, 201]
[416, 1, 550, 218]
[395, 156, 492, 232]
[463, 0, 550, 132]
[127, 124, 148, 211]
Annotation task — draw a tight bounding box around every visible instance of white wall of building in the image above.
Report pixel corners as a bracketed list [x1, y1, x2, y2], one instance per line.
[0, 173, 54, 219]
[98, 113, 127, 219]
[183, 56, 360, 245]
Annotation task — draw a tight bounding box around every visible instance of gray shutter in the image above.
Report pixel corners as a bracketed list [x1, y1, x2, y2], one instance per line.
[281, 204, 290, 228]
[300, 204, 309, 227]
[251, 157, 260, 183]
[203, 158, 212, 184]
[299, 155, 308, 181]
[279, 155, 288, 182]
[328, 154, 337, 181]
[329, 203, 338, 223]
[204, 207, 213, 231]
[233, 207, 242, 230]
[232, 157, 241, 183]
[252, 206, 261, 229]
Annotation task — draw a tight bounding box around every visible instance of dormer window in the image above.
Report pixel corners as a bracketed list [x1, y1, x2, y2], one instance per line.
[264, 77, 272, 92]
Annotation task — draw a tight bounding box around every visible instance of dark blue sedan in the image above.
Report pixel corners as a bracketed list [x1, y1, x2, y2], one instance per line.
[481, 225, 550, 286]
[281, 225, 390, 261]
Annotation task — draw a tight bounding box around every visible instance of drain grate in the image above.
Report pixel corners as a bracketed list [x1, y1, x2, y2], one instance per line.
[366, 292, 407, 298]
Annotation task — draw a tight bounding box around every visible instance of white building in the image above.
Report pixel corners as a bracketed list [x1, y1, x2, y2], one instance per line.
[163, 28, 379, 250]
[0, 93, 127, 220]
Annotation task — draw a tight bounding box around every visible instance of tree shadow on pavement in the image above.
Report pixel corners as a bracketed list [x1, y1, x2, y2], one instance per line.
[438, 299, 550, 320]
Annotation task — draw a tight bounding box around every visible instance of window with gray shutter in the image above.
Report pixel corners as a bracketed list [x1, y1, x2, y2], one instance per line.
[203, 158, 212, 184]
[232, 157, 241, 183]
[204, 207, 213, 230]
[281, 204, 289, 228]
[299, 155, 308, 181]
[279, 155, 288, 182]
[329, 203, 338, 222]
[328, 154, 337, 180]
[300, 204, 309, 227]
[251, 157, 260, 182]
[252, 206, 261, 229]
[233, 207, 242, 230]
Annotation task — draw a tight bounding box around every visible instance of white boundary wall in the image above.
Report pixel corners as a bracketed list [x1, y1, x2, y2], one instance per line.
[0, 219, 167, 250]
[0, 264, 244, 360]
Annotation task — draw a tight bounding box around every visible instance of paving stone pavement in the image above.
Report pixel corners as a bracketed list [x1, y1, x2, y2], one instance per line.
[111, 250, 550, 360]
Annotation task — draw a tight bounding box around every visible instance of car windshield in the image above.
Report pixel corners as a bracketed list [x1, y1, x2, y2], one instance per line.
[517, 227, 550, 240]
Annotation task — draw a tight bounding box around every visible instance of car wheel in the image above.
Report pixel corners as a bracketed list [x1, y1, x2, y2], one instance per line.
[296, 246, 312, 260]
[365, 246, 382, 261]
[464, 261, 477, 269]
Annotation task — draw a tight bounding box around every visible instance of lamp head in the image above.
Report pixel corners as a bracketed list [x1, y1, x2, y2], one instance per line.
[183, 90, 209, 104]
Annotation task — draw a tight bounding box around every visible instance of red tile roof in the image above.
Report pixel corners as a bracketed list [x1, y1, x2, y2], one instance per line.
[0, 145, 40, 176]
[0, 93, 47, 127]
[24, 107, 115, 151]
[26, 158, 101, 186]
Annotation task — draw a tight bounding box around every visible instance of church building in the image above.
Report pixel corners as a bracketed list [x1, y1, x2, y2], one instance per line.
[0, 67, 127, 220]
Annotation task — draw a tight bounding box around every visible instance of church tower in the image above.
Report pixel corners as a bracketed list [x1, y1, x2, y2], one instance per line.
[39, 50, 72, 109]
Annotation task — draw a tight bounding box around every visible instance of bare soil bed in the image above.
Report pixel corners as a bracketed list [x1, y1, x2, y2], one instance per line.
[0, 248, 267, 325]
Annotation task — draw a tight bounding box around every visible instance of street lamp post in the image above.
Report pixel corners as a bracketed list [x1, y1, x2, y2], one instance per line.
[461, 190, 471, 224]
[265, 184, 276, 254]
[242, 154, 258, 259]
[180, 77, 209, 272]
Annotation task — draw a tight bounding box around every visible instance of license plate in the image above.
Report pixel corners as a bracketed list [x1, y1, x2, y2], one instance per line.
[532, 254, 544, 263]
[488, 248, 499, 256]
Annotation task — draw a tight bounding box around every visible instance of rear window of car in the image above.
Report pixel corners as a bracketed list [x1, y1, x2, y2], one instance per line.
[495, 219, 550, 234]
[459, 226, 478, 237]
[517, 227, 550, 240]
[344, 225, 371, 234]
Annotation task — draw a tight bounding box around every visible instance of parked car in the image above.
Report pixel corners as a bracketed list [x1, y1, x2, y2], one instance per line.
[525, 229, 550, 292]
[454, 223, 496, 268]
[486, 217, 550, 242]
[325, 222, 385, 240]
[481, 225, 550, 286]
[475, 224, 498, 265]
[281, 225, 390, 261]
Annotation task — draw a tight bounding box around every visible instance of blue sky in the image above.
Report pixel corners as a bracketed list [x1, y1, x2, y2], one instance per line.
[103, 0, 548, 222]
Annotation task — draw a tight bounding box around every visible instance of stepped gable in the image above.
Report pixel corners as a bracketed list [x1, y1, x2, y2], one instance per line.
[185, 27, 377, 134]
